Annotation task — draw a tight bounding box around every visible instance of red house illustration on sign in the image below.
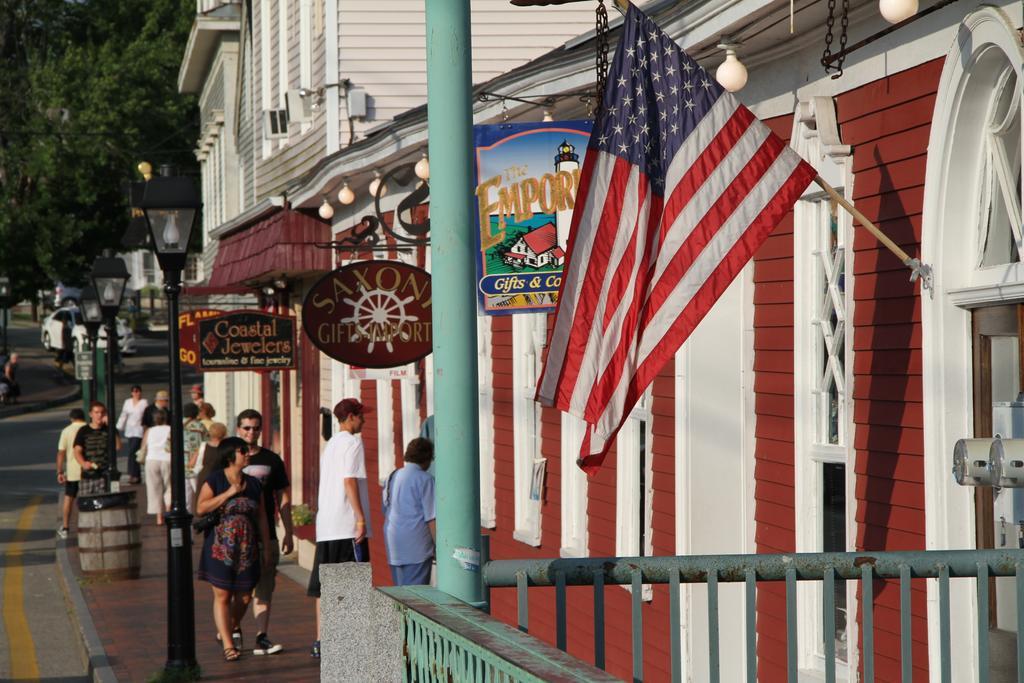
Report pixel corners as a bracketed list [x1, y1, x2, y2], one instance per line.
[503, 222, 565, 269]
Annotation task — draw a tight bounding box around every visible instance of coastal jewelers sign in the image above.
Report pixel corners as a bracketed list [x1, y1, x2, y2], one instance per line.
[303, 261, 432, 368]
[198, 311, 297, 371]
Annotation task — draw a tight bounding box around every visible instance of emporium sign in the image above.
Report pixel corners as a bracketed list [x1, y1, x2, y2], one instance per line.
[474, 120, 592, 315]
[198, 311, 296, 371]
[303, 260, 432, 368]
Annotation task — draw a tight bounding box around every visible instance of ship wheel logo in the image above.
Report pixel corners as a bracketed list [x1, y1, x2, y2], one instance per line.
[341, 288, 418, 354]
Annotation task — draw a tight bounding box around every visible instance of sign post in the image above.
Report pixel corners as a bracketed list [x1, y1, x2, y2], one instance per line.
[424, 0, 483, 606]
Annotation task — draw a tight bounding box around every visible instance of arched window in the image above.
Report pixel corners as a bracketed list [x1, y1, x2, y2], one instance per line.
[975, 52, 1021, 268]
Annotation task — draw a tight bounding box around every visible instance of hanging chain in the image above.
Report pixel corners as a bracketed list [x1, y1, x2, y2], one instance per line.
[821, 0, 837, 73]
[833, 0, 850, 78]
[595, 0, 610, 118]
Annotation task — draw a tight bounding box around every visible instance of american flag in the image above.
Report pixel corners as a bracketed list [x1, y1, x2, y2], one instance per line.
[536, 3, 817, 473]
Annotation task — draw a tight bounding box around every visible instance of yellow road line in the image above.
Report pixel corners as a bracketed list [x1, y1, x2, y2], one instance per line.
[2, 495, 42, 681]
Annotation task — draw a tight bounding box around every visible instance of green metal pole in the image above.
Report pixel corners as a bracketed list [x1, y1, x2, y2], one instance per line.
[424, 0, 482, 605]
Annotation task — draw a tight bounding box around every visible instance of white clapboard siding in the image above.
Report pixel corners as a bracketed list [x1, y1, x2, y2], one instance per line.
[337, 0, 595, 136]
[246, 0, 328, 202]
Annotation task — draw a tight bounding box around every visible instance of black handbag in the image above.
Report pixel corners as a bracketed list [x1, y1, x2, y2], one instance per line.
[192, 509, 221, 533]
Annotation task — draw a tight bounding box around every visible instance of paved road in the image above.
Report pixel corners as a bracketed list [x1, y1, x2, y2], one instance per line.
[0, 320, 196, 681]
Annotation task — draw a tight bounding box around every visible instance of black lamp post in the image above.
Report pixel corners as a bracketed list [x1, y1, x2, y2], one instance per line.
[79, 285, 103, 403]
[140, 164, 200, 676]
[90, 253, 129, 488]
[0, 275, 10, 356]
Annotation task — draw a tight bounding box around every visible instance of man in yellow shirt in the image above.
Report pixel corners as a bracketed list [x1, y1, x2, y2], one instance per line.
[56, 408, 87, 538]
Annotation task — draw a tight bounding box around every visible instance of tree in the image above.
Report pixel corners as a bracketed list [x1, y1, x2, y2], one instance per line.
[0, 0, 198, 303]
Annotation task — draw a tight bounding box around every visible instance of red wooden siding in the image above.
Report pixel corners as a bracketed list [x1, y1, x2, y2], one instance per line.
[837, 57, 942, 683]
[301, 308, 322, 509]
[359, 378, 391, 587]
[752, 113, 799, 683]
[483, 313, 677, 681]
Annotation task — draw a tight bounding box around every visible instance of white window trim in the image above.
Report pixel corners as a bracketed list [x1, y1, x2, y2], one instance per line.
[478, 315, 497, 529]
[259, 0, 272, 158]
[277, 0, 288, 144]
[616, 391, 654, 601]
[560, 411, 588, 557]
[376, 379, 395, 486]
[512, 313, 545, 547]
[299, 0, 313, 137]
[921, 11, 1024, 678]
[792, 96, 857, 680]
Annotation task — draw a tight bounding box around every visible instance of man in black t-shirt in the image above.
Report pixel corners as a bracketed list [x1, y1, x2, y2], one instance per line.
[236, 409, 294, 656]
[74, 401, 122, 497]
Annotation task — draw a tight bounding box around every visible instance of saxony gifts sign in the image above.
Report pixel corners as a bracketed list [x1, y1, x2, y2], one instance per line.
[303, 261, 432, 368]
[198, 311, 296, 371]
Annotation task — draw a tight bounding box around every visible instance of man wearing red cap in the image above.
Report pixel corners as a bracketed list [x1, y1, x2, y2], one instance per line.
[306, 398, 371, 658]
[190, 384, 204, 408]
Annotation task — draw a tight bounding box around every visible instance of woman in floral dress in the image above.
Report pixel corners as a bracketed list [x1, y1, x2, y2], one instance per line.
[196, 437, 271, 661]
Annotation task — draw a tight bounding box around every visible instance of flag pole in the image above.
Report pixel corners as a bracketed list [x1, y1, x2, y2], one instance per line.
[813, 175, 934, 295]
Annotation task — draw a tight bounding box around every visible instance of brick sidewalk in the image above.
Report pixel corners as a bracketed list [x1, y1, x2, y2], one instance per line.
[66, 485, 321, 682]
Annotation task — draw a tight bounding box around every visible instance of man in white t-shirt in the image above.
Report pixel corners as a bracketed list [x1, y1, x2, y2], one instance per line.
[306, 398, 371, 659]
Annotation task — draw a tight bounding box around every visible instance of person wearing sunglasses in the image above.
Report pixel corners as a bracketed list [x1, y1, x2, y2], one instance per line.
[235, 409, 293, 656]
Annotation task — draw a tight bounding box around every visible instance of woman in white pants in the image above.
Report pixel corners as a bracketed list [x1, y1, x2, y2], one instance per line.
[142, 408, 173, 525]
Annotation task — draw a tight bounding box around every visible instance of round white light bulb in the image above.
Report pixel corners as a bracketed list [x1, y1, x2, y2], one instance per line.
[318, 198, 334, 220]
[369, 172, 387, 198]
[337, 182, 355, 205]
[879, 0, 918, 23]
[715, 49, 748, 93]
[414, 154, 430, 181]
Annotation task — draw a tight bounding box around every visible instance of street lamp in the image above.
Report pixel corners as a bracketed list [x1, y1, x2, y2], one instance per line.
[0, 275, 10, 356]
[90, 252, 129, 489]
[139, 164, 200, 676]
[79, 285, 103, 403]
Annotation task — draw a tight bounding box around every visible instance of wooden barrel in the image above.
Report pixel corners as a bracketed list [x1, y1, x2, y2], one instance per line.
[77, 492, 142, 580]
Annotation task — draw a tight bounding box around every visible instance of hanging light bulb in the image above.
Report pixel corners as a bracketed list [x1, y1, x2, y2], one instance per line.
[542, 110, 554, 122]
[715, 40, 748, 93]
[162, 212, 181, 249]
[879, 0, 918, 23]
[318, 197, 334, 220]
[369, 170, 387, 198]
[102, 282, 115, 305]
[414, 153, 430, 181]
[337, 181, 355, 205]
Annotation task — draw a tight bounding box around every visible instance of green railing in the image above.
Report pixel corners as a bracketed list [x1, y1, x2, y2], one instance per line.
[482, 548, 1024, 683]
[381, 585, 617, 682]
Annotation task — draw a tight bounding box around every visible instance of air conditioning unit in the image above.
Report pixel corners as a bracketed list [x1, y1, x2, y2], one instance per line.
[263, 109, 289, 139]
[286, 89, 314, 124]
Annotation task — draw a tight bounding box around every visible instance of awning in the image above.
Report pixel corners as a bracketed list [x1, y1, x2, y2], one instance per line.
[208, 209, 331, 288]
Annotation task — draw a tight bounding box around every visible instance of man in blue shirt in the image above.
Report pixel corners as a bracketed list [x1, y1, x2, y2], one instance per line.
[383, 438, 436, 586]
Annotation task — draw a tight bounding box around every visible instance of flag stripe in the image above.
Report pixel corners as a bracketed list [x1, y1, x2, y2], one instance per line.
[601, 179, 655, 331]
[565, 167, 651, 416]
[587, 151, 810, 442]
[579, 126, 775, 420]
[643, 131, 785, 326]
[536, 154, 617, 406]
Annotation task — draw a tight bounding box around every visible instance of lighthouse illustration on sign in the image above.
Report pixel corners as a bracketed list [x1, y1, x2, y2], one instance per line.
[501, 141, 579, 272]
[473, 121, 593, 314]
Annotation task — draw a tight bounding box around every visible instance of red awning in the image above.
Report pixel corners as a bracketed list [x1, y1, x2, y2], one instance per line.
[208, 210, 330, 288]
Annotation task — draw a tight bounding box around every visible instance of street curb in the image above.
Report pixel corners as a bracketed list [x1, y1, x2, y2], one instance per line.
[0, 386, 81, 420]
[56, 535, 119, 683]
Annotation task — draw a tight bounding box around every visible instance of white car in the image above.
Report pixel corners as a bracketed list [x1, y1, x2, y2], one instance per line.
[40, 307, 137, 355]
